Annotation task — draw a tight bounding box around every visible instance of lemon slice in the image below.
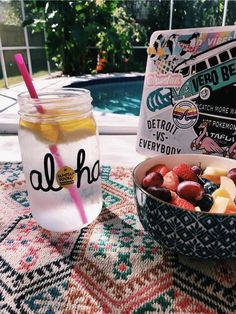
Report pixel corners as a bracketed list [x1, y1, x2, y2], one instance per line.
[20, 119, 40, 132]
[59, 116, 96, 135]
[20, 114, 96, 144]
[40, 123, 60, 143]
[20, 119, 60, 143]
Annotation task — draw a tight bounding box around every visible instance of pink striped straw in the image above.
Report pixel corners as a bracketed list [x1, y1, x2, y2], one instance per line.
[14, 53, 87, 225]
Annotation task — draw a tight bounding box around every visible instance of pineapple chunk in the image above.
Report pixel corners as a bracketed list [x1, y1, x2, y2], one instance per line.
[225, 199, 236, 214]
[201, 174, 221, 185]
[220, 176, 236, 201]
[202, 167, 228, 185]
[212, 187, 231, 200]
[210, 196, 229, 214]
[203, 166, 228, 176]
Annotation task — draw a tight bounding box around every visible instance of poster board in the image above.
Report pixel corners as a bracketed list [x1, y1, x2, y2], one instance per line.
[136, 26, 236, 159]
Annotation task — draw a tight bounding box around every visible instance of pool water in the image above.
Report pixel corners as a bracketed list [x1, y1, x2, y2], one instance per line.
[81, 80, 144, 116]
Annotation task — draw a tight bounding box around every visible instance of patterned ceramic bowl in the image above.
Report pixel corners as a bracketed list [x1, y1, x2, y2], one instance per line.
[133, 154, 236, 259]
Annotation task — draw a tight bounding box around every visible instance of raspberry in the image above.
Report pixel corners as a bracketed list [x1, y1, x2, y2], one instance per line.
[173, 163, 198, 182]
[170, 196, 195, 211]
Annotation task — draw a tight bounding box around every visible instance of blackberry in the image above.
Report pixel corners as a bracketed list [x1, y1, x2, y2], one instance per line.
[198, 176, 209, 186]
[197, 194, 214, 212]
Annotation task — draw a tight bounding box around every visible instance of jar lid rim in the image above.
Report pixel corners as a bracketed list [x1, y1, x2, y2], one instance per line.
[18, 88, 92, 103]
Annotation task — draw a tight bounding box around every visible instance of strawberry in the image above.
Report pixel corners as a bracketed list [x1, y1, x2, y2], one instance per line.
[173, 163, 198, 182]
[146, 164, 169, 176]
[162, 171, 179, 192]
[170, 191, 178, 200]
[170, 196, 195, 211]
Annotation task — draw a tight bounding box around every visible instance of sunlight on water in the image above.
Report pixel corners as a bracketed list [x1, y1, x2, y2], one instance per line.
[82, 80, 144, 116]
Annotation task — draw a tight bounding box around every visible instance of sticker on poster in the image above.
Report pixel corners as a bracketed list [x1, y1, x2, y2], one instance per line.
[136, 26, 236, 159]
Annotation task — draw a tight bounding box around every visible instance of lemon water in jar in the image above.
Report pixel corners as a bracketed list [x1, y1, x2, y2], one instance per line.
[18, 89, 102, 232]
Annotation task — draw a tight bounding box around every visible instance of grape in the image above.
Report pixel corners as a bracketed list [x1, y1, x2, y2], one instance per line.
[191, 163, 202, 176]
[227, 168, 236, 185]
[177, 181, 204, 202]
[147, 186, 171, 202]
[142, 172, 163, 188]
[197, 194, 214, 212]
[203, 181, 219, 194]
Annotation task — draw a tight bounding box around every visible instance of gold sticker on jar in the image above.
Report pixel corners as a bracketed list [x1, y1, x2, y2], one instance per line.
[56, 166, 76, 188]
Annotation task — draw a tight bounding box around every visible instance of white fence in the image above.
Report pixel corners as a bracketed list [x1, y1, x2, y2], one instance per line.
[0, 0, 50, 88]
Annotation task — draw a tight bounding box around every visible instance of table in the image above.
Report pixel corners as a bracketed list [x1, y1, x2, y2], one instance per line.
[0, 134, 144, 166]
[0, 133, 236, 313]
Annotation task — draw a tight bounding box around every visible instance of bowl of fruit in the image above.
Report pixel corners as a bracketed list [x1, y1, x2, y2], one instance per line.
[133, 154, 236, 259]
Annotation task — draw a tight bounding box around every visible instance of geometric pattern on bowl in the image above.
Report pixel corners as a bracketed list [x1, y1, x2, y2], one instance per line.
[134, 185, 236, 259]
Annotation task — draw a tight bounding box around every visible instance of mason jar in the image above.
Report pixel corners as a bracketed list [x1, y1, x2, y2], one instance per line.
[18, 88, 102, 232]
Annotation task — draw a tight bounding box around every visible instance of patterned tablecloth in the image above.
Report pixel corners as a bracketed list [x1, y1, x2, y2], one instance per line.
[0, 162, 235, 314]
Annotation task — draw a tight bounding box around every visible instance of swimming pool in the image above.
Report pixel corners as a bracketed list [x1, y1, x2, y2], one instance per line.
[67, 76, 144, 116]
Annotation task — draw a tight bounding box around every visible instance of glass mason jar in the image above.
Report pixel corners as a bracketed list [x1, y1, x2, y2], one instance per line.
[18, 88, 102, 232]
